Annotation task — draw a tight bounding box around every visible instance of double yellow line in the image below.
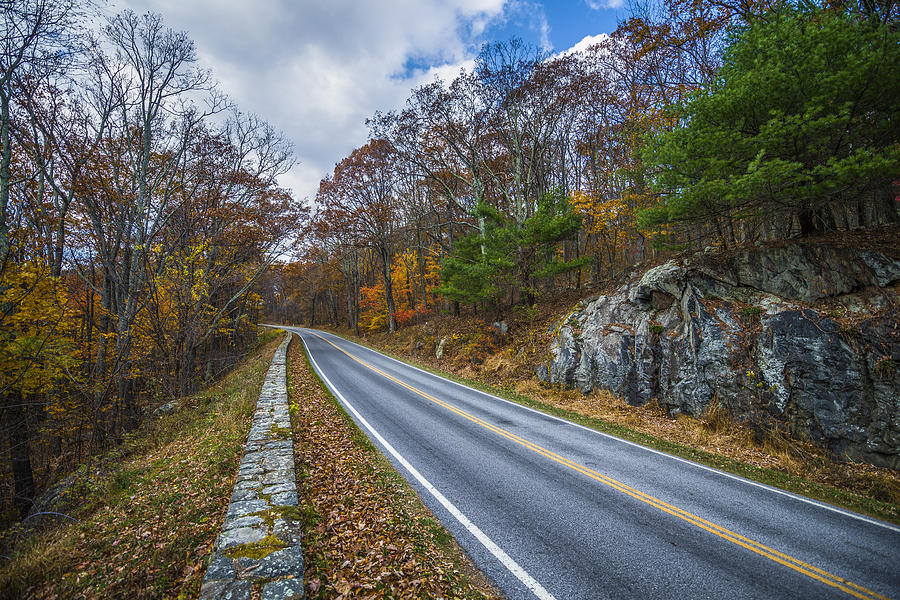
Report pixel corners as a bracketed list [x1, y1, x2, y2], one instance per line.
[310, 331, 890, 600]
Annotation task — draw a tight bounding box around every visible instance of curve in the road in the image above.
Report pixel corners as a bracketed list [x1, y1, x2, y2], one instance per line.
[304, 329, 889, 600]
[282, 326, 899, 600]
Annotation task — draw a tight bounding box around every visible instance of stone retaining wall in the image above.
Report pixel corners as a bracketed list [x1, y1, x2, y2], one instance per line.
[199, 333, 304, 600]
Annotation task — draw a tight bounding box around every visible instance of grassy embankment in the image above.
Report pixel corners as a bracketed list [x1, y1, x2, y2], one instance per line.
[0, 329, 281, 600]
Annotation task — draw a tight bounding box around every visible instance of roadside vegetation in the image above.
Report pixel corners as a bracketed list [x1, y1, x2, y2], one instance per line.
[275, 2, 899, 333]
[266, 1, 900, 514]
[0, 331, 281, 600]
[1, 2, 303, 527]
[3, 0, 898, 595]
[334, 312, 900, 526]
[287, 337, 499, 599]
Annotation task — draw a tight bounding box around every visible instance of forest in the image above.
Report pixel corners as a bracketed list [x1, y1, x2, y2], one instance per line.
[273, 0, 899, 335]
[1, 2, 304, 524]
[2, 0, 898, 530]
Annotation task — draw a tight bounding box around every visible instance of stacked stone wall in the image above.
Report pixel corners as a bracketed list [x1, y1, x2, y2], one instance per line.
[200, 333, 305, 600]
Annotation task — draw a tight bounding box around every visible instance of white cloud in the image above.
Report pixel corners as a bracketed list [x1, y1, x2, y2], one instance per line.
[538, 13, 552, 51]
[421, 59, 478, 86]
[585, 0, 624, 10]
[106, 1, 608, 207]
[559, 33, 610, 57]
[109, 0, 506, 205]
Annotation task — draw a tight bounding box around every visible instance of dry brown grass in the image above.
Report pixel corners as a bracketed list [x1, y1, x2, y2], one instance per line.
[511, 379, 899, 506]
[330, 296, 900, 521]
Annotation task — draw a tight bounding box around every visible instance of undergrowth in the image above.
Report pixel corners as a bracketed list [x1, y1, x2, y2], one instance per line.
[0, 329, 281, 600]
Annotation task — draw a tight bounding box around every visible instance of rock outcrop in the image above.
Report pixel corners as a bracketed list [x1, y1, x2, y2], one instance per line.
[537, 242, 900, 469]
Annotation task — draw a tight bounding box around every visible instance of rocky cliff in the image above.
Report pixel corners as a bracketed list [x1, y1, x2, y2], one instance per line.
[537, 240, 900, 469]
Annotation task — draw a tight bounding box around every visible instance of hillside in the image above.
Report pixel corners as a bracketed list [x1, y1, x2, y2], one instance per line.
[0, 331, 282, 599]
[339, 232, 900, 524]
[0, 331, 499, 599]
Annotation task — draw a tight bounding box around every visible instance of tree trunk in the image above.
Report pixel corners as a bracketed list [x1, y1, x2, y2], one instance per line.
[327, 288, 339, 326]
[6, 398, 35, 518]
[380, 245, 397, 333]
[180, 344, 196, 396]
[343, 254, 360, 335]
[0, 91, 11, 274]
[877, 187, 899, 224]
[797, 205, 816, 237]
[417, 226, 428, 308]
[308, 292, 317, 327]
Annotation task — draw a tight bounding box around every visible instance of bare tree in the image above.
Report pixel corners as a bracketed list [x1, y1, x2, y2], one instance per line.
[1, 0, 84, 274]
[319, 139, 401, 332]
[76, 9, 226, 429]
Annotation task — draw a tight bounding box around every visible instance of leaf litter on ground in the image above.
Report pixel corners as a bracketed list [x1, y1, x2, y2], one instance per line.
[0, 332, 282, 600]
[288, 339, 499, 600]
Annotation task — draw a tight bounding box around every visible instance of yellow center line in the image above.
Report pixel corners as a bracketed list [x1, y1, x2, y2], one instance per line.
[309, 331, 890, 600]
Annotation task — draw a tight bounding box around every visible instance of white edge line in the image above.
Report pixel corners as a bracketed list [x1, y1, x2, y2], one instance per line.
[297, 331, 557, 600]
[291, 326, 900, 536]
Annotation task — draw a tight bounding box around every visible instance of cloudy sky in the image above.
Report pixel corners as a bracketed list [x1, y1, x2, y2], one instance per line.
[107, 0, 627, 206]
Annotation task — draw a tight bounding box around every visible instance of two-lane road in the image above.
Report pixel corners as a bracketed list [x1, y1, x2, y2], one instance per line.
[285, 327, 899, 600]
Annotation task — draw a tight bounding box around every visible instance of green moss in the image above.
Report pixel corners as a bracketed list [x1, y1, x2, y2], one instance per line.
[250, 577, 277, 593]
[250, 505, 302, 528]
[298, 503, 321, 528]
[268, 424, 292, 440]
[741, 305, 763, 317]
[223, 534, 288, 560]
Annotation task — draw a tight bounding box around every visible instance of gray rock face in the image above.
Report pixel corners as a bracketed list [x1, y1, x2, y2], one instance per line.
[537, 243, 900, 468]
[199, 334, 305, 600]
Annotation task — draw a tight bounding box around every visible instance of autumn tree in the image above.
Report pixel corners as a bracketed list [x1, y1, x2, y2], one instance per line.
[61, 10, 231, 428]
[276, 3, 900, 344]
[0, 8, 301, 521]
[318, 140, 402, 331]
[0, 261, 79, 515]
[148, 112, 299, 395]
[475, 40, 576, 225]
[0, 0, 85, 274]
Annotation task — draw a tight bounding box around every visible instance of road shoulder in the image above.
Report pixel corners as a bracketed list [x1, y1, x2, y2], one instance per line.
[287, 332, 500, 599]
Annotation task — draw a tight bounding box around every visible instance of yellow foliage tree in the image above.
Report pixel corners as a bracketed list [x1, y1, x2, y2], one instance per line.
[0, 260, 81, 514]
[357, 248, 444, 332]
[359, 280, 388, 332]
[391, 249, 418, 311]
[570, 190, 638, 276]
[0, 261, 80, 396]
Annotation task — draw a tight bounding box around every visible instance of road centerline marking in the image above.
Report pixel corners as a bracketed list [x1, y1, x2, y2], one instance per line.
[296, 327, 900, 535]
[307, 329, 891, 600]
[298, 333, 557, 600]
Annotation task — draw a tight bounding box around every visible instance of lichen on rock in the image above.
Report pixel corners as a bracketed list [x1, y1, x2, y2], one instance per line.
[538, 242, 900, 468]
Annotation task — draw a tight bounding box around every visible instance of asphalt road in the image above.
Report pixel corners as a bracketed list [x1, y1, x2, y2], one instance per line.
[285, 327, 899, 600]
